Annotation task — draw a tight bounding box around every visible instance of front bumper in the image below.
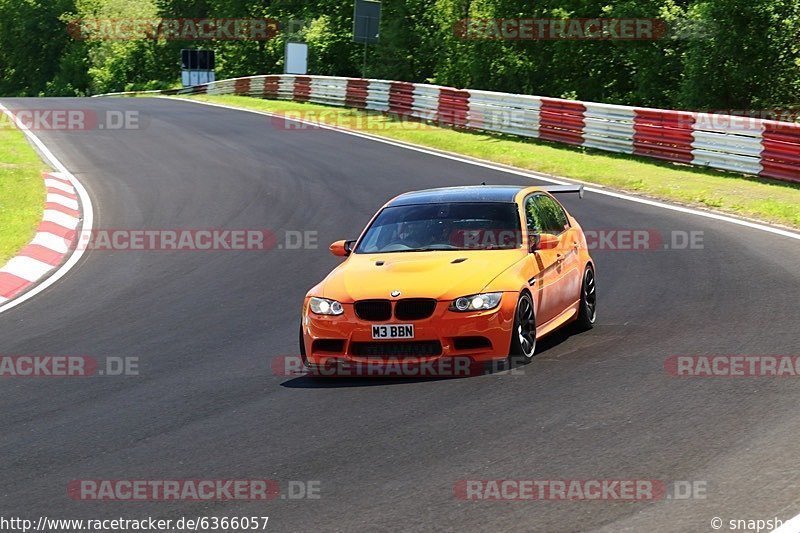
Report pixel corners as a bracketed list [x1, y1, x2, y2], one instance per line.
[301, 294, 518, 370]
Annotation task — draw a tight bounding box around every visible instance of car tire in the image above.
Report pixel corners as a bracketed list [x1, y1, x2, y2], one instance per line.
[508, 292, 537, 367]
[575, 265, 597, 331]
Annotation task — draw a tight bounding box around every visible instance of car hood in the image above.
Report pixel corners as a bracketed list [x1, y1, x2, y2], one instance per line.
[320, 249, 526, 301]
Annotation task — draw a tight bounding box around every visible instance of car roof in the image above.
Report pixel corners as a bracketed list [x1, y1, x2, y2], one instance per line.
[387, 186, 528, 207]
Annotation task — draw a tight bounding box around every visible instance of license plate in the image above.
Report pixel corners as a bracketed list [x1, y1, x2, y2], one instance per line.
[372, 324, 414, 340]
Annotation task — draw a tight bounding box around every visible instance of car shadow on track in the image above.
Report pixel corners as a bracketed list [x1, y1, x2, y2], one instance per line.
[279, 326, 585, 389]
[535, 326, 583, 354]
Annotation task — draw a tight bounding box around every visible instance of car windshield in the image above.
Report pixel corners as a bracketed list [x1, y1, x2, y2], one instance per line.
[355, 202, 522, 253]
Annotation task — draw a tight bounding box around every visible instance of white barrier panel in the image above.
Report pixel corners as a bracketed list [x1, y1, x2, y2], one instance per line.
[690, 112, 764, 175]
[277, 75, 296, 100]
[468, 90, 541, 138]
[582, 102, 636, 154]
[411, 84, 441, 122]
[309, 77, 348, 107]
[366, 80, 391, 113]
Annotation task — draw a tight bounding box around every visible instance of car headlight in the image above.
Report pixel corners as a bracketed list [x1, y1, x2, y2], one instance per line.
[309, 297, 344, 316]
[450, 292, 503, 312]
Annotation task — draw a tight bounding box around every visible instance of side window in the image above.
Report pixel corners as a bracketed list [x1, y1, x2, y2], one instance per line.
[536, 195, 569, 234]
[524, 196, 543, 234]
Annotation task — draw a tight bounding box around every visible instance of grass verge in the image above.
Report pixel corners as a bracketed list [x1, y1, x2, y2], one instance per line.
[181, 94, 800, 229]
[0, 123, 47, 265]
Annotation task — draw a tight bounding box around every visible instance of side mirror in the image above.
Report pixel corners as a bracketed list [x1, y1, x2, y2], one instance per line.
[530, 233, 559, 252]
[330, 240, 355, 257]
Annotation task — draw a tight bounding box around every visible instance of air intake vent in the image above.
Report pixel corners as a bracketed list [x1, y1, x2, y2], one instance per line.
[453, 336, 492, 351]
[351, 341, 442, 358]
[312, 339, 346, 353]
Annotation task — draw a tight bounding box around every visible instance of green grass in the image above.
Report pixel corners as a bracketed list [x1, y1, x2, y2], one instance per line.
[0, 123, 47, 265]
[180, 94, 800, 230]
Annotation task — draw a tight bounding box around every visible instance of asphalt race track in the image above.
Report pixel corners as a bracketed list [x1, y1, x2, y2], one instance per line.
[1, 97, 799, 532]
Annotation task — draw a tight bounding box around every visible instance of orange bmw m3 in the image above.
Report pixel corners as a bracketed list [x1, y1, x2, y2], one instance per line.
[299, 185, 596, 373]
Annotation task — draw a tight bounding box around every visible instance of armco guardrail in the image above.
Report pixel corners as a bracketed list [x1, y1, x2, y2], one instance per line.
[111, 75, 800, 183]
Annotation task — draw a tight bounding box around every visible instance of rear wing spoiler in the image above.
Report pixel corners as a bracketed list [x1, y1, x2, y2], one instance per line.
[540, 185, 585, 199]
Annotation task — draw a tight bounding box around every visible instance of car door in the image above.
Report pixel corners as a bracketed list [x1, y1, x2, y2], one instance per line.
[536, 194, 582, 313]
[523, 194, 563, 326]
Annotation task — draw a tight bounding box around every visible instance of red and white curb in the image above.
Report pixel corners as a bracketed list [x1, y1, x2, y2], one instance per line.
[0, 172, 82, 305]
[0, 102, 94, 315]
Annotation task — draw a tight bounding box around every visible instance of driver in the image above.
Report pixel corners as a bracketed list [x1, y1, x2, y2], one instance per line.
[392, 221, 425, 248]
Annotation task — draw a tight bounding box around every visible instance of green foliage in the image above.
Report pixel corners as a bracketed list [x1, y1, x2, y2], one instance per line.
[0, 0, 78, 96]
[0, 0, 797, 112]
[678, 0, 800, 109]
